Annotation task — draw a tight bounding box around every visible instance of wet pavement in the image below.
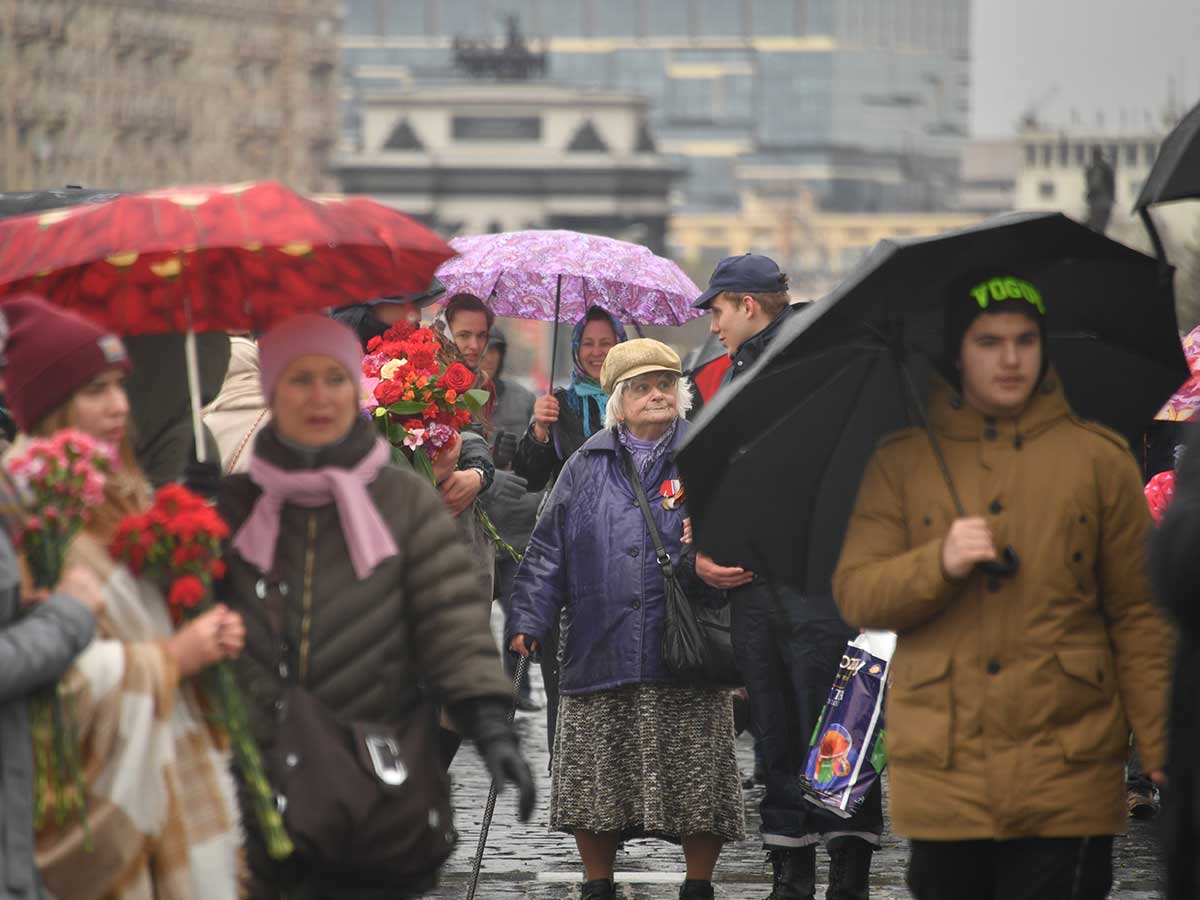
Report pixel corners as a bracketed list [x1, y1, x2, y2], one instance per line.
[428, 622, 1166, 899]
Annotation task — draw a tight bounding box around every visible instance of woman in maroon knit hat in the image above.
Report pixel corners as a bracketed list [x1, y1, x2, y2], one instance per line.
[2, 293, 244, 899]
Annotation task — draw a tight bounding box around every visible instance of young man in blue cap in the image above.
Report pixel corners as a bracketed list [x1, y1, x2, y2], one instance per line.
[693, 254, 880, 900]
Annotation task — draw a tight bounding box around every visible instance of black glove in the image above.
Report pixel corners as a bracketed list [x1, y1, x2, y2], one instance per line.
[492, 430, 518, 470]
[450, 698, 536, 821]
[490, 470, 529, 506]
[182, 459, 222, 499]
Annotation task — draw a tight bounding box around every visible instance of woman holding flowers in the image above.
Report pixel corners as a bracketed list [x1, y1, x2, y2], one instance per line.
[218, 315, 534, 898]
[0, 298, 108, 900]
[0, 295, 243, 899]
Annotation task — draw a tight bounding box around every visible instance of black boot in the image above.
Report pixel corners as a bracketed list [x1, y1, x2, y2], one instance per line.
[764, 846, 816, 900]
[680, 879, 714, 900]
[581, 877, 615, 900]
[826, 837, 872, 900]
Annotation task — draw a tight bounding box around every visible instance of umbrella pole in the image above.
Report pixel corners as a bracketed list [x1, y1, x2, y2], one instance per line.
[184, 328, 208, 464]
[547, 273, 563, 389]
[896, 360, 966, 516]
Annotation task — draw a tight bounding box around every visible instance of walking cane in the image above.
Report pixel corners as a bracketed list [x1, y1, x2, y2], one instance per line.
[465, 654, 531, 900]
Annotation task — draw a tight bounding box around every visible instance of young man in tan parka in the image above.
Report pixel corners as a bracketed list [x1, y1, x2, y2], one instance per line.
[833, 273, 1172, 900]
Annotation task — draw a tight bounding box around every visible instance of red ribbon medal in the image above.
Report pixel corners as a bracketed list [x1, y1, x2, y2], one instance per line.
[659, 479, 685, 510]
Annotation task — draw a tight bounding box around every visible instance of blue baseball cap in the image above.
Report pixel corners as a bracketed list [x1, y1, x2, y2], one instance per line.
[693, 253, 789, 309]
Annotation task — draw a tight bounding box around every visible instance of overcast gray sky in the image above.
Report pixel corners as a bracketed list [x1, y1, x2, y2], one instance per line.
[971, 0, 1200, 136]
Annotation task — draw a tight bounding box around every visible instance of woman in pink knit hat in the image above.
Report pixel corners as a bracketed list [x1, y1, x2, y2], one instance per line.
[217, 314, 534, 898]
[1, 293, 244, 900]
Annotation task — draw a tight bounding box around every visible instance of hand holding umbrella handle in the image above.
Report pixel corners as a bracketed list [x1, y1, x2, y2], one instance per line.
[978, 544, 1020, 578]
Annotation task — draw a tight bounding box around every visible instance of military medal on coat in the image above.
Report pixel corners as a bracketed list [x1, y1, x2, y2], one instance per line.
[660, 479, 685, 510]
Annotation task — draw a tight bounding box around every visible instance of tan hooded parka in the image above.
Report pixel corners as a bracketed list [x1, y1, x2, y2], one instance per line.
[834, 371, 1172, 840]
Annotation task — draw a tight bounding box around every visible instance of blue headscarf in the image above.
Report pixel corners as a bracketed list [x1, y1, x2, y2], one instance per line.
[565, 306, 627, 438]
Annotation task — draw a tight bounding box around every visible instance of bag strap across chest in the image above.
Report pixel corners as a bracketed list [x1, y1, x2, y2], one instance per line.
[616, 442, 675, 580]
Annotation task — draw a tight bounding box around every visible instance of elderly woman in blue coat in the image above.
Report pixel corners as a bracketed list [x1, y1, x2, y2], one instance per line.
[508, 339, 744, 900]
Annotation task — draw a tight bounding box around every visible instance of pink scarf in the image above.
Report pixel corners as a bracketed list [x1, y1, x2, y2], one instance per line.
[232, 438, 398, 580]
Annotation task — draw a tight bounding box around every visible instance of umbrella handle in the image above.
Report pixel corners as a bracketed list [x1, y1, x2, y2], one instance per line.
[979, 544, 1021, 578]
[547, 274, 563, 391]
[185, 329, 208, 465]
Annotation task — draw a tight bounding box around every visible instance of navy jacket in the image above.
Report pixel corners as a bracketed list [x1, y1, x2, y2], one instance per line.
[721, 302, 800, 387]
[505, 422, 697, 695]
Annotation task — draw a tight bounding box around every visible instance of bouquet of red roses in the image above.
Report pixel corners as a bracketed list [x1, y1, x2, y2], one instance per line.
[361, 320, 490, 483]
[6, 429, 118, 835]
[110, 485, 294, 860]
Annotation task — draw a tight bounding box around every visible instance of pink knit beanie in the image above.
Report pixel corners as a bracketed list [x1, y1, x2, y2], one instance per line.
[258, 314, 363, 401]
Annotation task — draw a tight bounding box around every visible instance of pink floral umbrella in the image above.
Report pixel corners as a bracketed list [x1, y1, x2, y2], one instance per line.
[436, 229, 702, 384]
[1157, 324, 1200, 421]
[434, 230, 702, 326]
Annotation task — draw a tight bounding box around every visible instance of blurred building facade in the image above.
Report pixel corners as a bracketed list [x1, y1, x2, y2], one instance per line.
[334, 78, 681, 252]
[1012, 127, 1162, 219]
[670, 189, 983, 296]
[339, 0, 971, 215]
[955, 124, 1170, 217]
[0, 0, 341, 192]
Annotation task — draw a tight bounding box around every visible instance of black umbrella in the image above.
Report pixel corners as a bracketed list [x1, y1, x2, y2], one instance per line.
[677, 211, 1188, 594]
[0, 186, 124, 220]
[1134, 100, 1200, 212]
[1133, 99, 1200, 269]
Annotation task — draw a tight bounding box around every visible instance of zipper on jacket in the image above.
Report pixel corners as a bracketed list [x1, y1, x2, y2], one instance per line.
[298, 512, 317, 684]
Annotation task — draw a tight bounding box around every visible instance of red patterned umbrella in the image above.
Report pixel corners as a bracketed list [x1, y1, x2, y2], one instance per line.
[0, 182, 455, 333]
[0, 181, 456, 459]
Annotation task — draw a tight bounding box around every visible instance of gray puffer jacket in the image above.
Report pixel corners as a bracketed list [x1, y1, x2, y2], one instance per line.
[0, 537, 94, 899]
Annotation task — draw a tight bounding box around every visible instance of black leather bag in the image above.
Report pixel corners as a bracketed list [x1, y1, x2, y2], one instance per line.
[619, 446, 742, 689]
[263, 579, 454, 881]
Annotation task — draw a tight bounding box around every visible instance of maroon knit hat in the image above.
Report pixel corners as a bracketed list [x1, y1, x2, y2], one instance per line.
[1, 293, 131, 432]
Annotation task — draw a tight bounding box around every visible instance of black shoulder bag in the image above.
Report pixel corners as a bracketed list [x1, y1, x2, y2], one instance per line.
[619, 444, 741, 689]
[260, 546, 454, 887]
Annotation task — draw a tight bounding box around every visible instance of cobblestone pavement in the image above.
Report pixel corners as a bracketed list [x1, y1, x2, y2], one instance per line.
[426, 623, 1165, 899]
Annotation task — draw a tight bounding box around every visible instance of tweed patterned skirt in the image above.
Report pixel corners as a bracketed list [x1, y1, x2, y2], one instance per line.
[550, 683, 746, 843]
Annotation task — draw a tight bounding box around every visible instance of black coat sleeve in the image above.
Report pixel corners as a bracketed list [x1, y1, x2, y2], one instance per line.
[513, 423, 558, 492]
[513, 389, 574, 492]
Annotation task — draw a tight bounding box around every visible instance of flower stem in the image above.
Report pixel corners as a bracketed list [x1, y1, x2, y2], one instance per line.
[211, 663, 294, 860]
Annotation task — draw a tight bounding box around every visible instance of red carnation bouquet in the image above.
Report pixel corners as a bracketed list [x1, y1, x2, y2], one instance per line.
[361, 320, 491, 482]
[110, 485, 294, 860]
[6, 430, 118, 836]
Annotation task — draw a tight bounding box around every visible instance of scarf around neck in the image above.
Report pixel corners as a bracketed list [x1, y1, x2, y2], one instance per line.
[617, 418, 679, 476]
[232, 437, 397, 580]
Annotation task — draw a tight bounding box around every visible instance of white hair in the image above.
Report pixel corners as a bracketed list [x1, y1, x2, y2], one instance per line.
[604, 374, 694, 429]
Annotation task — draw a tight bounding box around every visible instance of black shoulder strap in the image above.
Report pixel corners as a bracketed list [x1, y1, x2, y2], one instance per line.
[616, 441, 674, 579]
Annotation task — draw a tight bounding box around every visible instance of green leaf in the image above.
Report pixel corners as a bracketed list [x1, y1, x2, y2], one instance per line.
[464, 388, 491, 412]
[373, 407, 387, 418]
[386, 400, 428, 415]
[411, 448, 436, 486]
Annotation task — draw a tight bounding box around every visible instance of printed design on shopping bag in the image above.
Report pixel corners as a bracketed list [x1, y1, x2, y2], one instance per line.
[814, 724, 853, 782]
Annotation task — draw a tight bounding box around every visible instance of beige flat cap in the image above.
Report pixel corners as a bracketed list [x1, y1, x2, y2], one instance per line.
[600, 338, 682, 395]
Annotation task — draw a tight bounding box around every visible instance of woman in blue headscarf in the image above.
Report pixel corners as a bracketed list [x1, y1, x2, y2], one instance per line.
[514, 306, 627, 492]
[513, 306, 627, 753]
